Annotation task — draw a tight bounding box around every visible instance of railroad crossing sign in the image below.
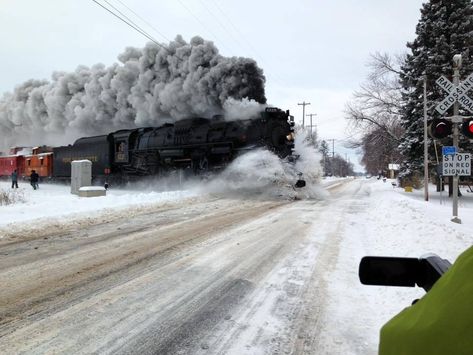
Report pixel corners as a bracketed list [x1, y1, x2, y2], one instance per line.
[436, 74, 473, 114]
[442, 152, 472, 176]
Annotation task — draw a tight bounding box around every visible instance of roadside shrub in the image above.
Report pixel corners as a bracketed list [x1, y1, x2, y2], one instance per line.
[0, 188, 25, 206]
[398, 172, 423, 189]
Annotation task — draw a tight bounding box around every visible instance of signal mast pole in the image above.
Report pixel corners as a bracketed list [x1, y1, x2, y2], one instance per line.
[424, 74, 429, 201]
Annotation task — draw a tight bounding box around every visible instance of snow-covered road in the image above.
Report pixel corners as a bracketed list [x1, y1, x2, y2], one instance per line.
[0, 178, 471, 354]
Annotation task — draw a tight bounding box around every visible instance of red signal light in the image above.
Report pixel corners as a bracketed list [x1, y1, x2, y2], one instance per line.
[429, 119, 452, 139]
[462, 118, 473, 139]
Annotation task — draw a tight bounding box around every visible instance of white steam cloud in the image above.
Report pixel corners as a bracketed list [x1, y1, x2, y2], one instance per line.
[222, 97, 267, 121]
[0, 36, 266, 149]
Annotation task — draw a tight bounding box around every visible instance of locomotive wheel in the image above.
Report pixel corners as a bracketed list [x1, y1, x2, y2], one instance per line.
[192, 156, 209, 174]
[199, 156, 209, 171]
[192, 156, 209, 173]
[146, 154, 160, 175]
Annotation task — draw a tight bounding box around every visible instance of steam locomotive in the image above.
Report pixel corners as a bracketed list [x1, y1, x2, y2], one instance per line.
[1, 107, 298, 182]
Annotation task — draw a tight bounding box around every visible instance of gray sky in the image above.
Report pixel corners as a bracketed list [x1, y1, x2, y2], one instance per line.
[0, 0, 425, 171]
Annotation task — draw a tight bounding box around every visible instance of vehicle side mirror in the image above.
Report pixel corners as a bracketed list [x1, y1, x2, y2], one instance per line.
[359, 256, 419, 287]
[359, 255, 452, 292]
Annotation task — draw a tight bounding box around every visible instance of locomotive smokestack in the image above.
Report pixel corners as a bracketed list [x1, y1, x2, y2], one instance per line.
[0, 35, 266, 149]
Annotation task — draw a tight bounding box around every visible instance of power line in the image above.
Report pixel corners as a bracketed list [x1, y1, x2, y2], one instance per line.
[175, 0, 234, 55]
[206, 0, 261, 55]
[91, 0, 169, 53]
[92, 0, 282, 96]
[204, 0, 285, 85]
[94, 0, 283, 87]
[91, 0, 191, 64]
[197, 0, 246, 52]
[113, 0, 172, 43]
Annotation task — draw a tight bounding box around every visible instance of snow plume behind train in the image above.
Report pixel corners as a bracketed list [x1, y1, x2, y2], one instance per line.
[0, 36, 266, 149]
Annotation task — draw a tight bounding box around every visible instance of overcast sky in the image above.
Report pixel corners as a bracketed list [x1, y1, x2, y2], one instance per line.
[0, 0, 425, 171]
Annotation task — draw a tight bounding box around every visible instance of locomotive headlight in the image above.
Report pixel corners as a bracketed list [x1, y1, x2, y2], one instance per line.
[286, 133, 295, 141]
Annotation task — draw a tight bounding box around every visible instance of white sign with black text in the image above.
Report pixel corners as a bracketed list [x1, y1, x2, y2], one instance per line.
[435, 74, 473, 114]
[442, 153, 472, 176]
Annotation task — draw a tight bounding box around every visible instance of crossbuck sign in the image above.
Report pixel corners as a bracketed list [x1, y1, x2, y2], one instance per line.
[436, 74, 473, 114]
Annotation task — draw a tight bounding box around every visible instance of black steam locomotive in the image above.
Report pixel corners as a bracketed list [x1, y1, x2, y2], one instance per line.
[52, 107, 296, 181]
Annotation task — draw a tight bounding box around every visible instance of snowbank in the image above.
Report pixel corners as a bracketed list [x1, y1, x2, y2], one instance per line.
[0, 181, 196, 228]
[318, 178, 472, 353]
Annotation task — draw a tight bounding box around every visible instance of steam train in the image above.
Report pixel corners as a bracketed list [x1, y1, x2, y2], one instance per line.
[0, 107, 297, 182]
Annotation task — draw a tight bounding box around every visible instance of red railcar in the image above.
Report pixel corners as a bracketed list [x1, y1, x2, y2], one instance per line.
[0, 154, 25, 178]
[0, 146, 53, 179]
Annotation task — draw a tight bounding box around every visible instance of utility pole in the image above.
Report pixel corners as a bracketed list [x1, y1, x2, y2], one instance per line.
[306, 113, 317, 134]
[298, 101, 310, 127]
[328, 139, 335, 158]
[423, 73, 429, 201]
[327, 139, 335, 176]
[323, 154, 326, 176]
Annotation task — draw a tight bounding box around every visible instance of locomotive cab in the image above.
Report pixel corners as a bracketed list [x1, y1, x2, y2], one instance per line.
[113, 130, 134, 164]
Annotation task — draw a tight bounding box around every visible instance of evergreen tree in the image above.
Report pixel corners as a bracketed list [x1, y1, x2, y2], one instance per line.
[399, 0, 473, 178]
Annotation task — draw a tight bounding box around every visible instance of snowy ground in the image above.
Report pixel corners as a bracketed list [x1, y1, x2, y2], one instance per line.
[317, 178, 472, 354]
[0, 177, 471, 354]
[0, 180, 197, 228]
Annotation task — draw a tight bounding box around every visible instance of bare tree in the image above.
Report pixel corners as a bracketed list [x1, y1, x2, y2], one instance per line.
[331, 154, 354, 177]
[356, 125, 404, 176]
[346, 52, 406, 171]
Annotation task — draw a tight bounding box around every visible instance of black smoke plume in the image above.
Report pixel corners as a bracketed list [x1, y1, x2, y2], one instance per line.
[0, 36, 266, 149]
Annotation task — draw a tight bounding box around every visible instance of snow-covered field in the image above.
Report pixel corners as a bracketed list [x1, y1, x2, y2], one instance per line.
[0, 179, 196, 228]
[0, 177, 471, 353]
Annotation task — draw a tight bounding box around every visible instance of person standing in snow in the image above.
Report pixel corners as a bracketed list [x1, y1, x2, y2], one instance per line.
[30, 170, 39, 190]
[11, 169, 18, 188]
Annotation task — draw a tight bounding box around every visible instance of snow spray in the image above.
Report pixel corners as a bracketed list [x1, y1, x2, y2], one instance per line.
[202, 130, 326, 200]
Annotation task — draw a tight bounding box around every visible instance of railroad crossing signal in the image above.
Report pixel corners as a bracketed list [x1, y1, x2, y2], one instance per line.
[433, 74, 473, 139]
[436, 74, 473, 114]
[428, 118, 452, 139]
[462, 118, 473, 138]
